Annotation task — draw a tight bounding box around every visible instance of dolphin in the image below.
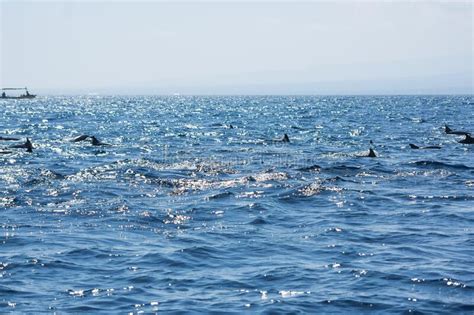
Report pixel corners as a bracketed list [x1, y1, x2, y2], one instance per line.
[367, 148, 377, 157]
[0, 136, 20, 141]
[445, 125, 470, 136]
[90, 136, 111, 146]
[409, 143, 441, 149]
[10, 138, 33, 152]
[71, 135, 90, 142]
[269, 133, 290, 143]
[72, 135, 111, 146]
[459, 134, 474, 144]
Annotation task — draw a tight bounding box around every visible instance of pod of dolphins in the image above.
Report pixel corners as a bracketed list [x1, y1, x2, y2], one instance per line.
[0, 134, 110, 154]
[0, 124, 472, 156]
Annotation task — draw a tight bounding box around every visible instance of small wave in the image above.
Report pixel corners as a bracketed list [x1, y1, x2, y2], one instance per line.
[409, 117, 426, 123]
[62, 248, 104, 259]
[252, 171, 288, 182]
[23, 168, 65, 186]
[178, 246, 223, 262]
[298, 182, 323, 196]
[290, 181, 344, 197]
[249, 217, 267, 225]
[407, 194, 474, 202]
[0, 285, 24, 296]
[325, 165, 361, 172]
[206, 191, 234, 200]
[297, 164, 321, 172]
[410, 160, 471, 170]
[0, 196, 17, 207]
[318, 298, 391, 310]
[413, 277, 470, 289]
[39, 168, 65, 179]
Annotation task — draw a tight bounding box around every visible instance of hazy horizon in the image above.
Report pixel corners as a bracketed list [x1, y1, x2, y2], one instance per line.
[1, 1, 473, 95]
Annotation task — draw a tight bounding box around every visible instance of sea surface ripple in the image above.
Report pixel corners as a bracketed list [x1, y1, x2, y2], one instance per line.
[1, 95, 473, 313]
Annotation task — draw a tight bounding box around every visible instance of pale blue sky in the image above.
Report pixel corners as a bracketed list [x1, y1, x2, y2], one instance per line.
[1, 1, 473, 94]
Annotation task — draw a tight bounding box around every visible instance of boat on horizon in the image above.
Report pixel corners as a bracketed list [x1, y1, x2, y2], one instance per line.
[1, 87, 36, 99]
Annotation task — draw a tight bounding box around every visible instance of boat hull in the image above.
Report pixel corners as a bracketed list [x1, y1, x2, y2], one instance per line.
[1, 95, 36, 99]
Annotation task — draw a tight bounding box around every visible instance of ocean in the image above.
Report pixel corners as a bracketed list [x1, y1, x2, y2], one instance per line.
[1, 95, 473, 313]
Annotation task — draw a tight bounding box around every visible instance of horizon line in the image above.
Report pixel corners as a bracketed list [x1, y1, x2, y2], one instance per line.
[18, 93, 474, 97]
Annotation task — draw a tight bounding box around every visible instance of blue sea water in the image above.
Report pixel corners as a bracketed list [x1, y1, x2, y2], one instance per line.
[0, 95, 473, 313]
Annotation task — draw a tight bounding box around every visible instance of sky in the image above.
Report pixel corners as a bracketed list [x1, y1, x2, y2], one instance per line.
[0, 1, 473, 95]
